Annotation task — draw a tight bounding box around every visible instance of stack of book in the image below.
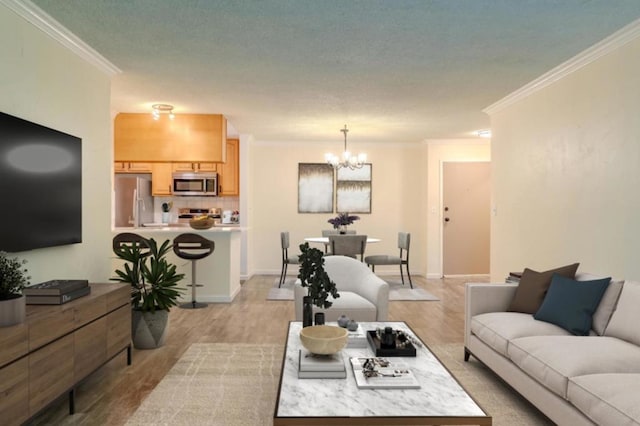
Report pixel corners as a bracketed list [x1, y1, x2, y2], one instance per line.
[505, 271, 523, 283]
[347, 324, 368, 348]
[350, 357, 420, 389]
[298, 349, 346, 379]
[25, 279, 91, 305]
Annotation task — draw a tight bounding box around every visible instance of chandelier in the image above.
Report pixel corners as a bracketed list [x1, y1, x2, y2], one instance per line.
[325, 125, 367, 169]
[152, 104, 175, 120]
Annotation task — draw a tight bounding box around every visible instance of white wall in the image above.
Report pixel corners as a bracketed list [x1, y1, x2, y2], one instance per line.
[425, 140, 491, 278]
[489, 35, 640, 281]
[0, 6, 113, 283]
[248, 139, 428, 277]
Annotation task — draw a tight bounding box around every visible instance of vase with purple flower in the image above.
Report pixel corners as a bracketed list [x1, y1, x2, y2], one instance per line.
[328, 212, 360, 234]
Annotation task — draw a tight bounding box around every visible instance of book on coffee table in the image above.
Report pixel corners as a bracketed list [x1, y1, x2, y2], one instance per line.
[298, 350, 346, 379]
[350, 357, 420, 389]
[24, 279, 89, 296]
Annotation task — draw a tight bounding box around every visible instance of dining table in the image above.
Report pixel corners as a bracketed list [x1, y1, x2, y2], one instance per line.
[304, 236, 381, 244]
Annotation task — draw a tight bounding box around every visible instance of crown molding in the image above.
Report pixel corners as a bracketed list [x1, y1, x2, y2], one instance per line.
[1, 0, 121, 75]
[484, 18, 640, 116]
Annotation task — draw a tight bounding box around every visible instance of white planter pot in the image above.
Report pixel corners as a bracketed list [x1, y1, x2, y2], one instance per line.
[0, 294, 26, 327]
[131, 309, 170, 349]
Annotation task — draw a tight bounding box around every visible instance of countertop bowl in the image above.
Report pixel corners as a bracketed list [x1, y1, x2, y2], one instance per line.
[189, 218, 214, 230]
[299, 325, 348, 355]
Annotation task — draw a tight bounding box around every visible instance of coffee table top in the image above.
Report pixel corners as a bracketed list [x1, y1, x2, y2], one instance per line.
[274, 321, 490, 425]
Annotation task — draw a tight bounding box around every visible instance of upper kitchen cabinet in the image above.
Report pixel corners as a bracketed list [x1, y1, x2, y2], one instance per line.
[114, 162, 152, 173]
[114, 113, 227, 163]
[219, 139, 239, 196]
[172, 162, 217, 173]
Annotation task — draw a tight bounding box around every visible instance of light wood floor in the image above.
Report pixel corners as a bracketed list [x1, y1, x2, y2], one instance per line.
[30, 273, 489, 426]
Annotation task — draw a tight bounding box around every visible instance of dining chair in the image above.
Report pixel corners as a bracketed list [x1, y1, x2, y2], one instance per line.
[279, 231, 300, 287]
[328, 234, 367, 261]
[321, 229, 356, 254]
[364, 232, 413, 288]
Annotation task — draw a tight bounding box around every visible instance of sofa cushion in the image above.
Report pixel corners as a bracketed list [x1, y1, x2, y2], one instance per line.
[507, 336, 640, 399]
[568, 374, 640, 426]
[471, 312, 570, 357]
[605, 280, 640, 345]
[534, 274, 610, 335]
[507, 263, 579, 314]
[314, 291, 377, 322]
[576, 273, 624, 335]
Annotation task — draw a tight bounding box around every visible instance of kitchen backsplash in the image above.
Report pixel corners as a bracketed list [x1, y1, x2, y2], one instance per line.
[153, 196, 239, 223]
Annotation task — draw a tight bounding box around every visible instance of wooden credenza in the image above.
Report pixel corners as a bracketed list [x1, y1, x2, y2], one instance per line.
[0, 283, 131, 426]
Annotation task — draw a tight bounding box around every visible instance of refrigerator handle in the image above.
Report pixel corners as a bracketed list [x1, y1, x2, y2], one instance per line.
[131, 189, 138, 226]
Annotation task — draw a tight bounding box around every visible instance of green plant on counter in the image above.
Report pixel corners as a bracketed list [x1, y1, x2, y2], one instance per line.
[161, 202, 173, 212]
[111, 237, 184, 312]
[297, 242, 339, 309]
[0, 251, 30, 300]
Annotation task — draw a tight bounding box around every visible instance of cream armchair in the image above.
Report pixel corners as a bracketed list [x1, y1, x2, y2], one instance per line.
[294, 255, 389, 322]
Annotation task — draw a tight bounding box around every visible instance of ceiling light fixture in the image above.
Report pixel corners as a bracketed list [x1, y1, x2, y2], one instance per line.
[152, 104, 175, 120]
[325, 125, 367, 170]
[476, 129, 491, 138]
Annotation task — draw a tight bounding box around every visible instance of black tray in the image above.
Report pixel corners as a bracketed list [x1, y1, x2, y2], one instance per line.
[366, 330, 416, 357]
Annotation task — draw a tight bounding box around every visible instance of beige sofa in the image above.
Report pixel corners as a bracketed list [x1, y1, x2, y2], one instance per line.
[465, 275, 640, 426]
[294, 255, 389, 322]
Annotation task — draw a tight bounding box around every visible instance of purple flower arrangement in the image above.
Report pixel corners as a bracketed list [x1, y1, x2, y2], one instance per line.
[328, 212, 360, 230]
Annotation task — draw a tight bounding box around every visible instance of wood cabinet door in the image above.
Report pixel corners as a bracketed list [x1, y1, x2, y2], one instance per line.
[106, 305, 131, 359]
[29, 334, 74, 415]
[152, 163, 173, 196]
[0, 358, 29, 426]
[219, 139, 239, 196]
[127, 162, 152, 173]
[197, 162, 217, 172]
[114, 161, 127, 173]
[172, 162, 196, 172]
[74, 317, 107, 381]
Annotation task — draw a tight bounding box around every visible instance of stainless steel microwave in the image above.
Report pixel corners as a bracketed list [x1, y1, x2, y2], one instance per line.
[172, 172, 218, 196]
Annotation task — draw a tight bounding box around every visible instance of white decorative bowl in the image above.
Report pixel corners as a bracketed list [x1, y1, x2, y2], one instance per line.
[299, 325, 349, 355]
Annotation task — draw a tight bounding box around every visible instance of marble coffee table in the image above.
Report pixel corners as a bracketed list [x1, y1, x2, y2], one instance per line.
[274, 321, 491, 425]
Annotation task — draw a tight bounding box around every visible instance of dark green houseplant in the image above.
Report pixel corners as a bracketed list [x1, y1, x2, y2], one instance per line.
[112, 237, 184, 348]
[297, 243, 339, 326]
[0, 251, 29, 327]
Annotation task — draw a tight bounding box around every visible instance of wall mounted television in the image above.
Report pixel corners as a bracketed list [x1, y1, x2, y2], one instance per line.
[0, 112, 82, 252]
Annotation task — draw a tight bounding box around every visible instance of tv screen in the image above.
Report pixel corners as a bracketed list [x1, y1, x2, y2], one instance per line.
[0, 112, 82, 252]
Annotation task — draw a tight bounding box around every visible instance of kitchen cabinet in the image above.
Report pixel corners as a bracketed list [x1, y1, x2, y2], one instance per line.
[151, 163, 173, 196]
[114, 113, 227, 163]
[114, 162, 152, 173]
[219, 138, 239, 196]
[172, 162, 217, 173]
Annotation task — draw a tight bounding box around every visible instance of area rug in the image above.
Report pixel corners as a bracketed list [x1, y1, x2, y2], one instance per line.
[266, 277, 295, 300]
[125, 343, 283, 426]
[267, 277, 440, 301]
[125, 342, 550, 426]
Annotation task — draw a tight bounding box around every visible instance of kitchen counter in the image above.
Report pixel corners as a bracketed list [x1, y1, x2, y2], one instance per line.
[111, 227, 242, 303]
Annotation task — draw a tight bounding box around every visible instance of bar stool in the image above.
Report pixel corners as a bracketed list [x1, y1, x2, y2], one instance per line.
[173, 233, 215, 309]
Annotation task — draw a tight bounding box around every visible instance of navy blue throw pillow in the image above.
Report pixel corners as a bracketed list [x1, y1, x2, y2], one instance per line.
[534, 274, 610, 336]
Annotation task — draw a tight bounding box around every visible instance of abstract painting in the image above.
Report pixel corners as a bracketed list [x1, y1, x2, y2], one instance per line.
[298, 163, 334, 213]
[336, 164, 372, 213]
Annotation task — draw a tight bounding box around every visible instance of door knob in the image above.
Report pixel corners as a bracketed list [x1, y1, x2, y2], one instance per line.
[444, 217, 450, 222]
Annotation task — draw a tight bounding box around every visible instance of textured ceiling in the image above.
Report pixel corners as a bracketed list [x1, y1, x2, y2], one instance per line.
[31, 0, 640, 143]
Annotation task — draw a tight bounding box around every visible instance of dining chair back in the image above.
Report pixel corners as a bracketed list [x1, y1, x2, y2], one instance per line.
[279, 231, 300, 287]
[364, 231, 413, 288]
[321, 229, 356, 253]
[328, 234, 367, 261]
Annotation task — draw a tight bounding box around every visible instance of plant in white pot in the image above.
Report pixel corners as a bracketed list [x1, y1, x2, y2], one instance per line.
[0, 251, 30, 327]
[297, 242, 339, 327]
[112, 236, 185, 349]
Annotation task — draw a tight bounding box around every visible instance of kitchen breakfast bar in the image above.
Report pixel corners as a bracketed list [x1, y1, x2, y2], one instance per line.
[111, 227, 242, 303]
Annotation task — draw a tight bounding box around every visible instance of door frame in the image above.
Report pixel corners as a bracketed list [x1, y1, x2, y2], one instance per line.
[439, 160, 491, 277]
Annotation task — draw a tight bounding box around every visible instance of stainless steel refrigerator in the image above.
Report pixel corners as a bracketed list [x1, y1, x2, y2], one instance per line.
[114, 175, 154, 227]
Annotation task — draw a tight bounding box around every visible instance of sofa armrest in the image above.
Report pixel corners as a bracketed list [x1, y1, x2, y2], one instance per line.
[464, 283, 518, 347]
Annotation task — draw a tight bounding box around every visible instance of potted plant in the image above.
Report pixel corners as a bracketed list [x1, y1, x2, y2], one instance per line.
[0, 251, 30, 327]
[112, 237, 185, 349]
[297, 242, 339, 327]
[328, 212, 360, 234]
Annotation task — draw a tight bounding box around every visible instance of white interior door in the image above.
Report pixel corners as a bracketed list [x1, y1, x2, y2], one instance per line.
[442, 161, 490, 275]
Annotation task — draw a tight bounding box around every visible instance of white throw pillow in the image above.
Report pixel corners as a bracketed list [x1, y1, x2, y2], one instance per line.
[604, 280, 640, 345]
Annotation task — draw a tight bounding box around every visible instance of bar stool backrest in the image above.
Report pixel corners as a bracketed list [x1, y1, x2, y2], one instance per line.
[172, 233, 215, 260]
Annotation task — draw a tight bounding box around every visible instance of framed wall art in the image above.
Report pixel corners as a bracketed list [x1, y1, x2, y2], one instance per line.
[336, 163, 372, 213]
[298, 163, 334, 213]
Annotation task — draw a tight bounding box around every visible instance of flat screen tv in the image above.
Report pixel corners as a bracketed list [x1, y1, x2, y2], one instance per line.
[0, 112, 82, 252]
